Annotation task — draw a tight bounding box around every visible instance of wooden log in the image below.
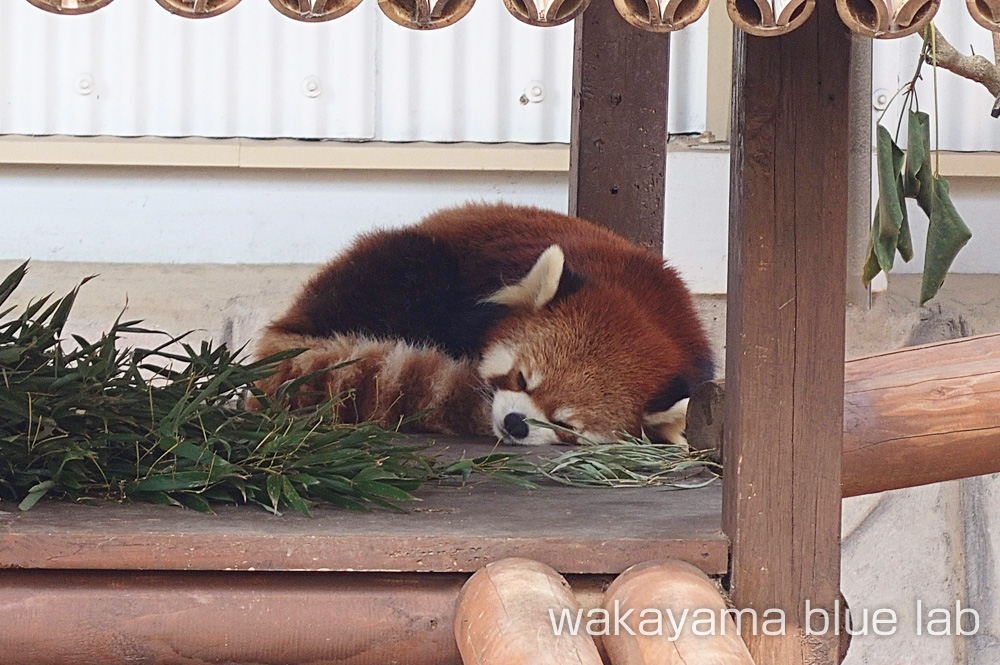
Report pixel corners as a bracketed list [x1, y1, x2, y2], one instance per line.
[724, 1, 850, 663]
[25, 0, 114, 14]
[967, 0, 1000, 32]
[0, 570, 465, 665]
[269, 0, 363, 22]
[454, 559, 603, 665]
[843, 333, 1000, 496]
[502, 0, 591, 27]
[569, 0, 669, 251]
[153, 0, 242, 18]
[613, 0, 710, 33]
[688, 334, 1000, 498]
[600, 559, 755, 665]
[378, 0, 477, 30]
[0, 569, 612, 665]
[836, 0, 939, 39]
[726, 0, 815, 37]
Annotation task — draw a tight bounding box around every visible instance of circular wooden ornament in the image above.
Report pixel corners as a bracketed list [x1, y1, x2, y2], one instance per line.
[836, 0, 939, 39]
[25, 0, 114, 15]
[966, 0, 1000, 31]
[614, 0, 709, 32]
[726, 0, 814, 37]
[154, 0, 242, 18]
[501, 0, 591, 27]
[377, 0, 476, 29]
[269, 0, 363, 22]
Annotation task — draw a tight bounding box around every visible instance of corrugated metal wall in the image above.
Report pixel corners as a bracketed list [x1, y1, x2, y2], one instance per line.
[0, 0, 706, 142]
[872, 3, 1000, 152]
[3, 0, 998, 148]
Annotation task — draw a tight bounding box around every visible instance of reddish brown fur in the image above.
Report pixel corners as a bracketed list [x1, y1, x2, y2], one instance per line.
[254, 203, 712, 441]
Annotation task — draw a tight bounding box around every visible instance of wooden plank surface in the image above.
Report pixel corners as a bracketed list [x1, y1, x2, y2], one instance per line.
[0, 440, 726, 575]
[568, 0, 669, 250]
[723, 3, 851, 664]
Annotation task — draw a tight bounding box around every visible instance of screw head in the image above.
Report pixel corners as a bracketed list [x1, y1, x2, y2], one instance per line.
[301, 75, 322, 98]
[76, 74, 95, 96]
[872, 88, 890, 111]
[522, 80, 545, 104]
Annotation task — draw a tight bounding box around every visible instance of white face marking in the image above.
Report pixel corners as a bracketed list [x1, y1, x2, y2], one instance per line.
[525, 371, 544, 392]
[577, 430, 617, 444]
[477, 344, 516, 379]
[551, 407, 577, 423]
[490, 390, 559, 446]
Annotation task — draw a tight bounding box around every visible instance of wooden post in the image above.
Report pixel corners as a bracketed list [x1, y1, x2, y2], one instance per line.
[723, 2, 851, 663]
[568, 0, 670, 251]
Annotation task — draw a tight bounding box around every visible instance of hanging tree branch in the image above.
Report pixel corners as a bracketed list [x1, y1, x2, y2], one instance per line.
[926, 27, 1000, 117]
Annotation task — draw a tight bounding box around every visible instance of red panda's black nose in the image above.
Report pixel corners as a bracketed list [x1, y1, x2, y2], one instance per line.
[502, 412, 529, 440]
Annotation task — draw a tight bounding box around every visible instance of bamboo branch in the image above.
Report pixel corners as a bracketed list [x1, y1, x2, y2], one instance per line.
[927, 28, 1000, 100]
[995, 33, 1000, 117]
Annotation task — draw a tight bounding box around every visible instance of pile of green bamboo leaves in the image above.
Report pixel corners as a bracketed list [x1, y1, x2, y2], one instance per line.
[0, 262, 715, 515]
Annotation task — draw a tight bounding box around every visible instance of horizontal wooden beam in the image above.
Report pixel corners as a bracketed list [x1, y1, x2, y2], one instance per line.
[842, 333, 1000, 496]
[0, 136, 570, 172]
[0, 569, 608, 665]
[688, 333, 1000, 498]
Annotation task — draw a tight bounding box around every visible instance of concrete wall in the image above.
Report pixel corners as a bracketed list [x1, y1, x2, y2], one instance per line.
[2, 147, 996, 296]
[2, 258, 998, 665]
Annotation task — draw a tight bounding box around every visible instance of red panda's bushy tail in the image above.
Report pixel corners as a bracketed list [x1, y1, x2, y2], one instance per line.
[252, 329, 492, 436]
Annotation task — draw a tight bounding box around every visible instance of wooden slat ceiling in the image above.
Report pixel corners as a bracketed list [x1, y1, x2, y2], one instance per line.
[23, 0, 1000, 37]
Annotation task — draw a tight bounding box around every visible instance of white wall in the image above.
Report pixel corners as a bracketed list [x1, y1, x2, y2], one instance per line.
[0, 148, 731, 291]
[3, 147, 997, 292]
[0, 165, 567, 264]
[872, 6, 1000, 152]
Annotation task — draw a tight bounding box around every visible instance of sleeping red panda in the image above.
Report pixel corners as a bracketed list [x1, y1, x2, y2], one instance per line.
[254, 203, 713, 445]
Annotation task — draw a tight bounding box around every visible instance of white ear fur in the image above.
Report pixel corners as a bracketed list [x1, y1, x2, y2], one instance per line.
[485, 245, 566, 310]
[643, 398, 689, 446]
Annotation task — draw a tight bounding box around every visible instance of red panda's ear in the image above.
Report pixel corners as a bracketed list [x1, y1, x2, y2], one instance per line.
[485, 245, 569, 309]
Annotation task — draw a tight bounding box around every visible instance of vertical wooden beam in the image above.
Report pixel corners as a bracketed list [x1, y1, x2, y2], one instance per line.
[723, 2, 850, 664]
[846, 34, 873, 307]
[568, 0, 669, 251]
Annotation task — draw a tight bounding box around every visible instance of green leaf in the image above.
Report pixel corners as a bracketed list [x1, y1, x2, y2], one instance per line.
[865, 125, 912, 286]
[920, 177, 972, 305]
[355, 480, 416, 503]
[18, 480, 55, 511]
[280, 476, 311, 516]
[127, 471, 213, 493]
[175, 492, 214, 514]
[904, 111, 931, 201]
[266, 474, 283, 514]
[876, 125, 906, 241]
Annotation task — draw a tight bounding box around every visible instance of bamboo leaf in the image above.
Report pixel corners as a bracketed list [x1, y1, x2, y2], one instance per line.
[18, 480, 55, 511]
[920, 177, 972, 305]
[281, 476, 311, 516]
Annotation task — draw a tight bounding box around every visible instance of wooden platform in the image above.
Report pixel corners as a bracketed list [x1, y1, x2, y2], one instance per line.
[0, 439, 725, 664]
[0, 462, 726, 576]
